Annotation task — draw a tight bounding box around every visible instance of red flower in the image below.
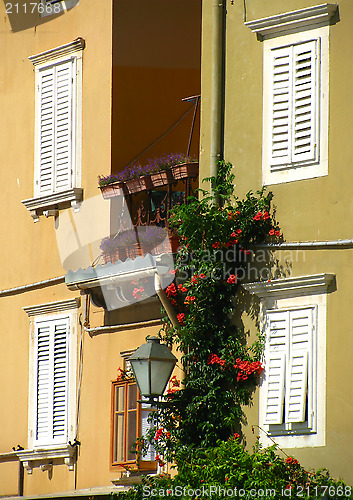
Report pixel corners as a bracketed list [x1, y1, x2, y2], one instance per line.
[225, 477, 229, 482]
[233, 433, 240, 439]
[208, 354, 226, 366]
[184, 295, 196, 304]
[166, 283, 177, 297]
[199, 273, 206, 279]
[169, 269, 176, 275]
[286, 457, 293, 464]
[231, 232, 236, 238]
[191, 274, 198, 285]
[155, 428, 163, 441]
[227, 274, 237, 284]
[275, 230, 281, 237]
[269, 228, 275, 236]
[212, 242, 220, 249]
[253, 212, 262, 221]
[262, 211, 270, 220]
[236, 229, 242, 234]
[293, 459, 299, 465]
[171, 299, 177, 306]
[166, 432, 171, 439]
[286, 485, 292, 490]
[177, 313, 185, 325]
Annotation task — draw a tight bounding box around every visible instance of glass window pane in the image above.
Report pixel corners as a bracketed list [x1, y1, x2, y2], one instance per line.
[115, 385, 125, 412]
[114, 413, 124, 462]
[141, 410, 156, 461]
[128, 384, 137, 410]
[127, 411, 137, 461]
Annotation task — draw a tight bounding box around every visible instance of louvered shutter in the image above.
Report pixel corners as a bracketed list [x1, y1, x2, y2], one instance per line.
[141, 403, 156, 461]
[38, 67, 55, 194]
[36, 324, 51, 442]
[53, 321, 69, 439]
[54, 61, 73, 191]
[37, 59, 74, 195]
[263, 311, 289, 424]
[35, 318, 69, 445]
[270, 46, 293, 168]
[292, 40, 318, 164]
[285, 308, 312, 423]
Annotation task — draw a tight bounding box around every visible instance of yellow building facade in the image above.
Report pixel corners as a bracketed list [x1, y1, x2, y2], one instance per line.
[0, 0, 201, 497]
[201, 0, 353, 485]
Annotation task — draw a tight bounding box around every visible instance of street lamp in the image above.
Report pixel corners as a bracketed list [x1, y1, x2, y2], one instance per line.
[129, 336, 177, 403]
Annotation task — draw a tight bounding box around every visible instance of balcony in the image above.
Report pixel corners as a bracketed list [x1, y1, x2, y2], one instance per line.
[64, 161, 198, 312]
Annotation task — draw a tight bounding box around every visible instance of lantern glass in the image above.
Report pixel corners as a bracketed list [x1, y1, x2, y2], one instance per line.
[129, 337, 177, 399]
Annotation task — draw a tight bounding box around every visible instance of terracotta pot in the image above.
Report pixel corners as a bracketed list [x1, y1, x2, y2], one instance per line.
[150, 170, 173, 188]
[150, 234, 180, 255]
[124, 176, 153, 194]
[99, 182, 126, 199]
[102, 248, 125, 264]
[171, 162, 199, 180]
[125, 242, 142, 259]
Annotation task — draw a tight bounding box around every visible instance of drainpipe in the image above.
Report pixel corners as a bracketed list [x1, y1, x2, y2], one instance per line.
[154, 273, 180, 329]
[210, 0, 226, 204]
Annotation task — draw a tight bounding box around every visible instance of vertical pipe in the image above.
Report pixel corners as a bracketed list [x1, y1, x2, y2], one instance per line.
[18, 461, 24, 497]
[210, 0, 226, 203]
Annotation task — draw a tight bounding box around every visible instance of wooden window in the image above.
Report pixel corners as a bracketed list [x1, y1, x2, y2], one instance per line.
[34, 317, 70, 446]
[36, 59, 76, 196]
[111, 380, 157, 469]
[269, 39, 319, 171]
[263, 307, 315, 432]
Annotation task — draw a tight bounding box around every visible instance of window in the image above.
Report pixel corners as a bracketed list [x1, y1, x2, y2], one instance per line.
[22, 298, 80, 474]
[245, 5, 337, 185]
[111, 379, 156, 469]
[268, 40, 318, 170]
[35, 317, 70, 445]
[243, 273, 334, 448]
[263, 307, 315, 431]
[22, 39, 84, 222]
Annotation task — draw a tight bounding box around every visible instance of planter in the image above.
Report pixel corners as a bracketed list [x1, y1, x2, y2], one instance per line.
[124, 176, 153, 194]
[102, 249, 125, 264]
[171, 162, 199, 181]
[99, 182, 126, 200]
[125, 242, 142, 259]
[150, 170, 173, 188]
[150, 234, 180, 255]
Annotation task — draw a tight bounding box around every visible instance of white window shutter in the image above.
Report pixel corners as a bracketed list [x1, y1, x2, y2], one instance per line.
[270, 45, 293, 169]
[37, 59, 74, 195]
[38, 67, 55, 195]
[52, 321, 69, 439]
[36, 324, 51, 442]
[285, 351, 308, 423]
[54, 60, 73, 192]
[292, 40, 318, 164]
[141, 407, 156, 461]
[285, 308, 313, 423]
[264, 311, 289, 424]
[35, 318, 69, 445]
[264, 352, 286, 424]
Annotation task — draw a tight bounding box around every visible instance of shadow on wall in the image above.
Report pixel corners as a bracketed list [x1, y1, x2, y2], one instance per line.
[3, 0, 78, 33]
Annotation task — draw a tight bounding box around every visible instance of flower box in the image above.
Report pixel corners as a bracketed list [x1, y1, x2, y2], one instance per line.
[99, 181, 126, 199]
[124, 176, 153, 194]
[171, 162, 198, 181]
[150, 170, 173, 188]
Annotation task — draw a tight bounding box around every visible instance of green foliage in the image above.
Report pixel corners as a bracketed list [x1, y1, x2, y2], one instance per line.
[113, 439, 351, 499]
[137, 161, 281, 459]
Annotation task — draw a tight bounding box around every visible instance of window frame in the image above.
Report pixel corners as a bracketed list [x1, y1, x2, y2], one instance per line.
[24, 299, 79, 455]
[262, 26, 329, 185]
[243, 274, 333, 448]
[22, 39, 84, 222]
[262, 306, 317, 434]
[110, 379, 157, 471]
